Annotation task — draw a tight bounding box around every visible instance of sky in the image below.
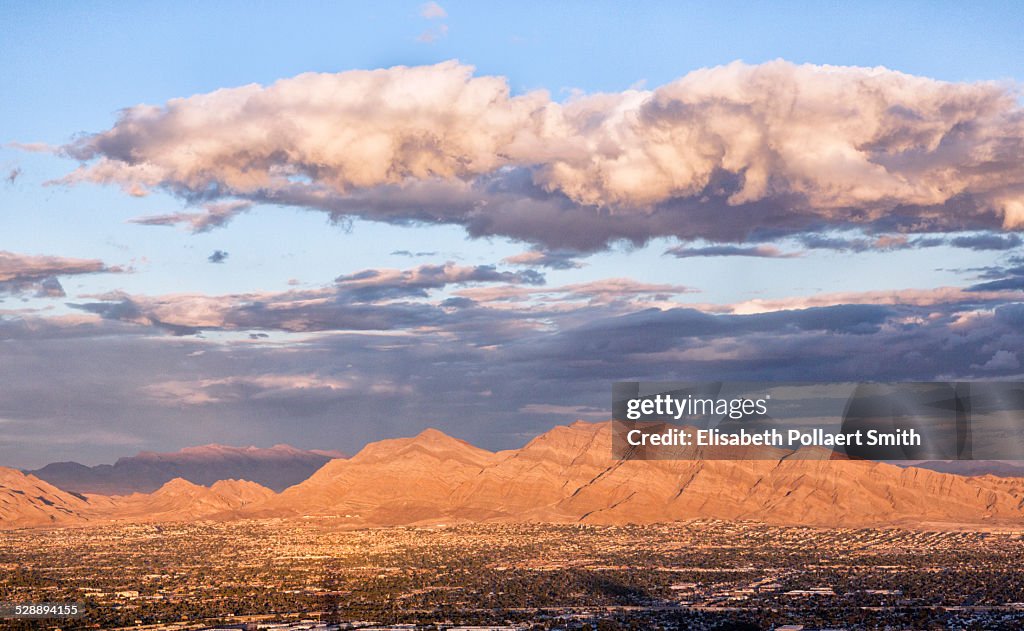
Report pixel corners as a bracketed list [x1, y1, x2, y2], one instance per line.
[2, 1, 1024, 468]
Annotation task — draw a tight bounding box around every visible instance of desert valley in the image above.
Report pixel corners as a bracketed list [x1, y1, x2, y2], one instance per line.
[4, 423, 1024, 630]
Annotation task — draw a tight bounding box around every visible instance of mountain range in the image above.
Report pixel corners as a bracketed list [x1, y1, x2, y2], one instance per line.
[3, 421, 1024, 530]
[25, 443, 345, 494]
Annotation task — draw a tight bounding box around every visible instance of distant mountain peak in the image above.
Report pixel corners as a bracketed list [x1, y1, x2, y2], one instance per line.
[154, 477, 204, 493]
[415, 427, 449, 439]
[350, 427, 494, 466]
[27, 443, 346, 495]
[411, 427, 479, 448]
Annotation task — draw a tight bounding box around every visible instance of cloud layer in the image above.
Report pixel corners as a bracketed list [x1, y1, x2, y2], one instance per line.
[5, 255, 1021, 466]
[56, 60, 1024, 249]
[0, 251, 120, 297]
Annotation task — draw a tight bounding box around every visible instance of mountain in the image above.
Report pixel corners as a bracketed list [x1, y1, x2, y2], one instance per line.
[0, 467, 272, 528]
[538, 425, 1024, 528]
[26, 444, 346, 494]
[248, 428, 498, 523]
[5, 422, 1024, 530]
[106, 478, 275, 522]
[0, 467, 114, 528]
[245, 421, 1024, 528]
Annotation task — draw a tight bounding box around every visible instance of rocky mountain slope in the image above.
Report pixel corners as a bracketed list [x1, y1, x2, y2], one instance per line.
[243, 421, 1024, 528]
[4, 422, 1024, 530]
[0, 467, 113, 528]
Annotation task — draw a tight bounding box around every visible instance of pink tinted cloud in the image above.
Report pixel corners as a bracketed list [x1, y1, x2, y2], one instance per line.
[54, 60, 1024, 248]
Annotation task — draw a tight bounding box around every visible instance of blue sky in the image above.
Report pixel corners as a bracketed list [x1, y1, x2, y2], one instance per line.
[2, 2, 1024, 467]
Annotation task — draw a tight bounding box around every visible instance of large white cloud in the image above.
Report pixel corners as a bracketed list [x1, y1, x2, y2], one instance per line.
[57, 60, 1024, 247]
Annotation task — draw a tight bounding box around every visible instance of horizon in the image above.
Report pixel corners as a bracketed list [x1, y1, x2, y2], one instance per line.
[16, 418, 1024, 475]
[18, 419, 596, 469]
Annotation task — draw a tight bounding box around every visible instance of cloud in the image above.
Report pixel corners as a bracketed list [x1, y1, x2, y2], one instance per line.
[128, 201, 253, 233]
[58, 247, 1024, 347]
[797, 232, 948, 252]
[72, 262, 550, 334]
[795, 230, 1024, 253]
[417, 2, 448, 42]
[973, 349, 1020, 371]
[503, 249, 585, 269]
[208, 250, 229, 264]
[454, 277, 696, 308]
[0, 251, 122, 297]
[665, 244, 801, 258]
[390, 249, 439, 257]
[416, 23, 448, 43]
[966, 257, 1024, 292]
[518, 403, 607, 419]
[9, 261, 1024, 465]
[7, 141, 55, 153]
[723, 286, 1022, 315]
[34, 276, 66, 297]
[949, 232, 1023, 251]
[968, 276, 1024, 292]
[420, 2, 447, 19]
[142, 373, 410, 406]
[53, 60, 1024, 250]
[334, 262, 546, 301]
[0, 313, 135, 342]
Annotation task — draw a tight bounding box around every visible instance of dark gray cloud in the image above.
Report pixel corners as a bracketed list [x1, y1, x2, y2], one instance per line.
[968, 276, 1024, 292]
[35, 276, 66, 297]
[798, 231, 1021, 253]
[334, 262, 545, 302]
[798, 233, 944, 252]
[966, 255, 1024, 292]
[950, 233, 1023, 251]
[208, 250, 229, 264]
[665, 244, 800, 259]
